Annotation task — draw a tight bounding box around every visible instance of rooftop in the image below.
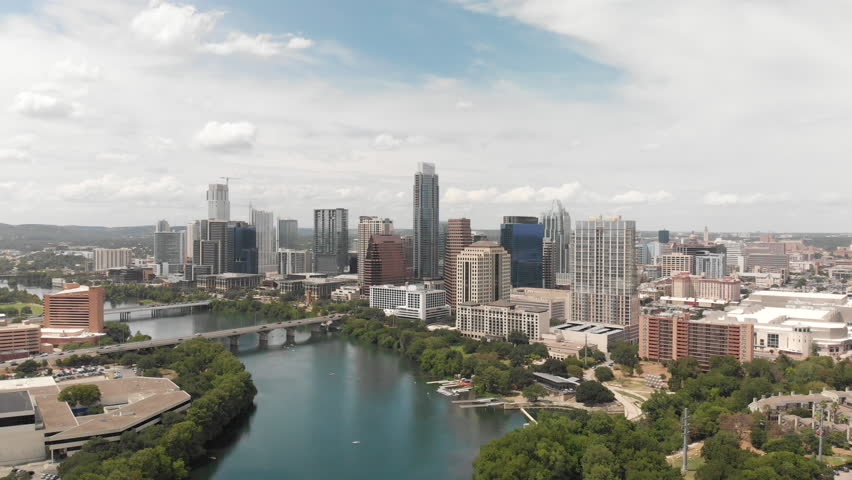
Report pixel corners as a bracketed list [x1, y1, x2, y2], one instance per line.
[0, 391, 33, 415]
[750, 290, 849, 301]
[0, 377, 57, 392]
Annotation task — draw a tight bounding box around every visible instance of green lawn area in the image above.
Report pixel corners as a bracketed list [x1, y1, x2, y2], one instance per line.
[667, 452, 704, 479]
[0, 302, 43, 315]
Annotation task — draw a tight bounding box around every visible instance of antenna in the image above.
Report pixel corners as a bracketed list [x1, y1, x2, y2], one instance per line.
[682, 407, 689, 472]
[220, 176, 241, 186]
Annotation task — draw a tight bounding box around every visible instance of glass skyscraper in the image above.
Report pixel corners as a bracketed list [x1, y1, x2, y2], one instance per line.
[413, 162, 439, 279]
[500, 216, 544, 288]
[540, 200, 572, 286]
[233, 224, 258, 274]
[313, 208, 349, 274]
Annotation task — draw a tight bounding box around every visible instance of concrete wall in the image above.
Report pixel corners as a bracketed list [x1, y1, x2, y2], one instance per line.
[0, 426, 45, 466]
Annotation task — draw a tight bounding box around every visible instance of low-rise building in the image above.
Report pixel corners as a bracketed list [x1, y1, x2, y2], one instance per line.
[369, 284, 450, 322]
[638, 313, 754, 369]
[456, 300, 549, 341]
[199, 273, 262, 291]
[330, 285, 361, 302]
[510, 287, 572, 323]
[0, 323, 42, 361]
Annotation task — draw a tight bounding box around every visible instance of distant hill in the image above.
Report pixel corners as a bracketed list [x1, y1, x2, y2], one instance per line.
[0, 224, 153, 251]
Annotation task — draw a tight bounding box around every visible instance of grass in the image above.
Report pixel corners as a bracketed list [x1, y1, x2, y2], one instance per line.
[666, 450, 705, 479]
[0, 302, 43, 315]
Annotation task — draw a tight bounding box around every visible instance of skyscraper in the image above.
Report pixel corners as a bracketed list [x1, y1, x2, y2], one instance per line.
[542, 240, 557, 289]
[572, 216, 638, 326]
[357, 216, 393, 285]
[250, 207, 276, 273]
[155, 219, 170, 233]
[658, 229, 670, 244]
[233, 223, 258, 274]
[277, 218, 298, 250]
[314, 208, 349, 274]
[154, 230, 185, 274]
[413, 162, 439, 279]
[443, 218, 472, 310]
[456, 241, 511, 305]
[94, 248, 131, 272]
[192, 219, 232, 274]
[500, 216, 544, 288]
[207, 183, 230, 221]
[703, 226, 710, 243]
[363, 235, 406, 288]
[541, 200, 571, 286]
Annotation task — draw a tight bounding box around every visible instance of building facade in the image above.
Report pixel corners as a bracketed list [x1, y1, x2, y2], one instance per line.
[443, 218, 472, 310]
[694, 253, 727, 279]
[572, 216, 638, 326]
[277, 218, 298, 250]
[250, 207, 276, 274]
[541, 200, 572, 286]
[94, 248, 131, 272]
[153, 231, 185, 274]
[369, 284, 450, 322]
[44, 284, 105, 333]
[232, 224, 258, 274]
[659, 253, 694, 277]
[456, 301, 550, 341]
[313, 208, 349, 274]
[456, 241, 511, 305]
[207, 183, 230, 221]
[413, 162, 439, 279]
[638, 313, 754, 370]
[500, 216, 544, 288]
[278, 249, 311, 275]
[362, 235, 407, 288]
[510, 287, 571, 323]
[357, 216, 394, 285]
[0, 323, 41, 361]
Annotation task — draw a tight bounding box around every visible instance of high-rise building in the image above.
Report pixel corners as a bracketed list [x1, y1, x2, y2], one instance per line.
[456, 241, 511, 305]
[232, 223, 258, 274]
[541, 200, 571, 285]
[401, 235, 415, 279]
[542, 240, 557, 289]
[155, 219, 170, 233]
[192, 219, 232, 275]
[362, 235, 406, 288]
[207, 183, 230, 221]
[659, 253, 695, 277]
[153, 230, 185, 274]
[413, 162, 439, 279]
[703, 226, 710, 243]
[694, 253, 726, 279]
[638, 313, 753, 370]
[185, 222, 197, 263]
[94, 248, 131, 272]
[313, 208, 349, 274]
[250, 207, 276, 273]
[572, 216, 638, 326]
[357, 216, 394, 285]
[658, 229, 670, 244]
[277, 218, 298, 250]
[278, 249, 311, 275]
[500, 216, 544, 288]
[443, 219, 472, 310]
[44, 284, 105, 333]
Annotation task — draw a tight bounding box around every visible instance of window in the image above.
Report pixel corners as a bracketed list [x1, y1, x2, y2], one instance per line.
[767, 333, 779, 348]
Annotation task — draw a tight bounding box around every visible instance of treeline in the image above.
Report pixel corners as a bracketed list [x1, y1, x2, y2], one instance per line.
[58, 338, 257, 480]
[209, 297, 309, 321]
[104, 284, 209, 305]
[0, 286, 41, 304]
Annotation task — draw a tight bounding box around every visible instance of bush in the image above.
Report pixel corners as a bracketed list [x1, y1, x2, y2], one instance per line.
[522, 384, 548, 402]
[575, 381, 615, 406]
[594, 366, 614, 382]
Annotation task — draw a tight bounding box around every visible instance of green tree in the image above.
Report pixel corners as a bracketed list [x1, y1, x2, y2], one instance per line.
[594, 366, 614, 382]
[522, 384, 548, 402]
[575, 381, 615, 405]
[15, 359, 40, 376]
[609, 340, 638, 367]
[507, 330, 529, 346]
[58, 384, 101, 407]
[104, 321, 131, 343]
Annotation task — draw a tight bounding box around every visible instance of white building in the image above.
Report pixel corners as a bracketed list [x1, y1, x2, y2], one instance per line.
[207, 183, 230, 221]
[94, 248, 131, 272]
[331, 285, 361, 302]
[278, 249, 312, 275]
[369, 284, 450, 322]
[456, 241, 511, 305]
[456, 300, 550, 341]
[540, 200, 571, 286]
[510, 287, 572, 323]
[694, 253, 726, 279]
[250, 207, 277, 274]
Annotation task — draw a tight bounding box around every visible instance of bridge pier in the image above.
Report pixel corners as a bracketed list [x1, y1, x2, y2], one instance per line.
[229, 335, 240, 353]
[286, 328, 296, 345]
[258, 331, 269, 349]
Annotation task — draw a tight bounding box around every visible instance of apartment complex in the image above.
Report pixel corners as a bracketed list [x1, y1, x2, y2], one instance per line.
[456, 300, 550, 341]
[369, 284, 450, 322]
[43, 284, 105, 333]
[250, 207, 277, 273]
[313, 208, 349, 274]
[638, 313, 754, 369]
[572, 216, 638, 326]
[277, 218, 298, 250]
[455, 241, 511, 305]
[207, 183, 230, 221]
[93, 248, 131, 272]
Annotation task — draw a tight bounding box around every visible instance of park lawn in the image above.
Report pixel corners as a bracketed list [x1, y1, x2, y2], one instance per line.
[0, 302, 43, 315]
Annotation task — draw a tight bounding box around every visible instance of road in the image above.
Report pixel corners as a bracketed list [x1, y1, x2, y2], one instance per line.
[0, 314, 344, 368]
[608, 386, 644, 420]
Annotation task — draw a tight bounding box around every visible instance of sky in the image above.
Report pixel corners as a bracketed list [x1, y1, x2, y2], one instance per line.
[0, 0, 850, 232]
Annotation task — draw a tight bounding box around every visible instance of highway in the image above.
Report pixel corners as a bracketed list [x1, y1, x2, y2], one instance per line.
[0, 314, 344, 368]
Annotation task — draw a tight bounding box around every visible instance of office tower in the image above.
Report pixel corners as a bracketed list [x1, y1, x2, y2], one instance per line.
[233, 223, 258, 274]
[207, 183, 230, 221]
[540, 200, 572, 285]
[278, 249, 311, 275]
[362, 235, 406, 287]
[572, 216, 638, 326]
[369, 285, 450, 322]
[44, 283, 105, 333]
[277, 218, 298, 250]
[250, 207, 276, 273]
[155, 219, 170, 233]
[694, 253, 726, 279]
[542, 240, 556, 289]
[192, 219, 231, 274]
[456, 241, 511, 305]
[313, 208, 349, 274]
[723, 241, 745, 274]
[185, 222, 197, 263]
[500, 216, 544, 288]
[357, 216, 394, 284]
[703, 226, 710, 243]
[443, 219, 472, 309]
[635, 244, 653, 265]
[154, 230, 185, 274]
[658, 229, 670, 244]
[94, 248, 131, 272]
[413, 162, 439, 279]
[438, 221, 448, 272]
[401, 235, 415, 279]
[659, 253, 695, 277]
[471, 232, 488, 242]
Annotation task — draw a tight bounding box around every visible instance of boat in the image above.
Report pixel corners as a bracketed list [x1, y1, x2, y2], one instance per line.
[351, 441, 361, 444]
[329, 372, 336, 376]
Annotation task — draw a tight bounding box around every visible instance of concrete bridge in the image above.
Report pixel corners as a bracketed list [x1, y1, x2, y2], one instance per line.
[0, 314, 346, 367]
[105, 300, 212, 321]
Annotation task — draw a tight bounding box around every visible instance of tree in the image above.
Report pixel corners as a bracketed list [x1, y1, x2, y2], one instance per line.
[575, 381, 615, 405]
[20, 305, 32, 315]
[540, 358, 568, 377]
[523, 384, 548, 402]
[609, 340, 638, 367]
[595, 366, 614, 382]
[507, 330, 529, 346]
[104, 321, 131, 343]
[58, 384, 101, 407]
[15, 359, 40, 376]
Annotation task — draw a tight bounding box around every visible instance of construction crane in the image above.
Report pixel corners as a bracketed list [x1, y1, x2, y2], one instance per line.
[220, 176, 240, 186]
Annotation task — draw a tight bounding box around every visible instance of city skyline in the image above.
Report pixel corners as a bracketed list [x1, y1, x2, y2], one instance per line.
[1, 2, 850, 231]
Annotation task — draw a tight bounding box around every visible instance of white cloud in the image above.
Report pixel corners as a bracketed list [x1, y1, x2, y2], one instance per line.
[286, 37, 314, 49]
[610, 190, 673, 205]
[95, 152, 138, 163]
[703, 191, 790, 206]
[444, 183, 584, 204]
[194, 121, 257, 152]
[203, 33, 304, 57]
[371, 133, 427, 150]
[59, 174, 185, 205]
[131, 1, 221, 49]
[456, 99, 474, 110]
[0, 149, 30, 163]
[10, 91, 78, 118]
[52, 59, 102, 81]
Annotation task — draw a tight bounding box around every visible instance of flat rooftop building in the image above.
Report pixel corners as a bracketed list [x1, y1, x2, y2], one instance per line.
[542, 321, 631, 354]
[44, 283, 105, 334]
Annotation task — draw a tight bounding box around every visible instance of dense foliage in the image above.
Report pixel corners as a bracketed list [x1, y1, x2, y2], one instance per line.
[575, 381, 615, 406]
[474, 411, 681, 480]
[0, 286, 41, 304]
[105, 284, 209, 305]
[58, 338, 256, 480]
[210, 297, 309, 320]
[58, 384, 101, 407]
[696, 431, 832, 479]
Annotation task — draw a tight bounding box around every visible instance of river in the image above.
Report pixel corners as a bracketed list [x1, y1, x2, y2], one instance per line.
[1, 282, 524, 479]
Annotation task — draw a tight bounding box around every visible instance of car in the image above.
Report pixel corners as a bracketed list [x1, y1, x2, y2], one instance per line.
[9, 361, 18, 366]
[259, 326, 267, 330]
[40, 353, 48, 357]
